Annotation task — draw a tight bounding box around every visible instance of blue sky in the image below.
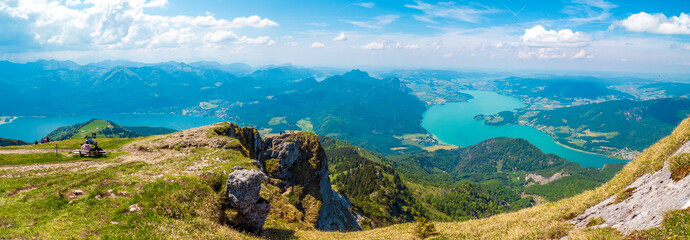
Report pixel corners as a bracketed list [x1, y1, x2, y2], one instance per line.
[0, 0, 688, 73]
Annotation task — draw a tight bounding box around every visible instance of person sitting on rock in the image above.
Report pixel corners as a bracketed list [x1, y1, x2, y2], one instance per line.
[81, 142, 92, 152]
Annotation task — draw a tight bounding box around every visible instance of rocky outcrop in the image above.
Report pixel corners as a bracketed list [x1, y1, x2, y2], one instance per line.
[570, 141, 690, 234]
[261, 132, 361, 231]
[211, 122, 263, 159]
[224, 168, 270, 233]
[525, 171, 570, 185]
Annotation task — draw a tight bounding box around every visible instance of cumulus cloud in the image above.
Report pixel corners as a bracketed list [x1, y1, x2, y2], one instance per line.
[344, 15, 399, 29]
[573, 49, 594, 59]
[333, 32, 347, 41]
[518, 48, 567, 59]
[614, 12, 690, 35]
[355, 2, 375, 8]
[203, 31, 238, 43]
[0, 0, 278, 50]
[405, 0, 500, 23]
[442, 52, 454, 57]
[361, 41, 385, 50]
[237, 36, 275, 45]
[310, 42, 325, 48]
[520, 25, 591, 47]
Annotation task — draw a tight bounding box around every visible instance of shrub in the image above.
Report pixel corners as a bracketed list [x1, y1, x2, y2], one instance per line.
[586, 217, 605, 227]
[414, 217, 437, 239]
[669, 153, 690, 181]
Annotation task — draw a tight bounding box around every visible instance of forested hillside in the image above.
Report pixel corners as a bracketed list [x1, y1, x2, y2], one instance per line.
[529, 98, 690, 154]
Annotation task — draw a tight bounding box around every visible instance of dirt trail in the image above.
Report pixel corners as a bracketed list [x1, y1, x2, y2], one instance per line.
[0, 128, 205, 178]
[0, 149, 62, 154]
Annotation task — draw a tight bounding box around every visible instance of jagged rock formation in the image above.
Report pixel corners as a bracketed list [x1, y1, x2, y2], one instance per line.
[209, 122, 263, 159]
[525, 171, 570, 185]
[571, 140, 690, 233]
[146, 123, 362, 232]
[261, 132, 361, 231]
[224, 168, 270, 233]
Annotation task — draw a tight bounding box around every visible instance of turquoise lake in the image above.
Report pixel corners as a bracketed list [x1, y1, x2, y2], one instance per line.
[421, 90, 628, 168]
[0, 114, 224, 143]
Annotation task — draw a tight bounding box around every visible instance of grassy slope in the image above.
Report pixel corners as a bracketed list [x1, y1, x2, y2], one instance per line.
[1, 118, 689, 239]
[294, 118, 690, 239]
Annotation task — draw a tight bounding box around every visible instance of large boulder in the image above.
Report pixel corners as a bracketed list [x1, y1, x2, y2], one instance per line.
[224, 168, 270, 233]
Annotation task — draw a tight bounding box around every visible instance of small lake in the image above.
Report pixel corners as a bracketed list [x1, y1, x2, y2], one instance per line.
[421, 90, 628, 168]
[0, 114, 224, 143]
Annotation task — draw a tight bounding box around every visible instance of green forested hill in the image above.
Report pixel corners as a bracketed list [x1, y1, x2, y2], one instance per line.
[530, 98, 690, 153]
[388, 137, 624, 202]
[0, 138, 28, 146]
[320, 136, 535, 223]
[45, 119, 177, 140]
[320, 136, 419, 228]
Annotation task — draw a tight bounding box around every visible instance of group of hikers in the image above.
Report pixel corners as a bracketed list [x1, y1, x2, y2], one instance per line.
[34, 137, 51, 145]
[81, 136, 102, 152]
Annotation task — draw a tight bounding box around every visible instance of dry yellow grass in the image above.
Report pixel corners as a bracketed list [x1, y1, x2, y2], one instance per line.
[293, 118, 690, 239]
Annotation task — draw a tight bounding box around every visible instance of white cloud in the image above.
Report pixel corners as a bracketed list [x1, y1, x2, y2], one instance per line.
[344, 15, 399, 29]
[310, 42, 325, 48]
[203, 31, 238, 43]
[361, 41, 385, 50]
[442, 52, 453, 57]
[573, 49, 586, 58]
[520, 25, 591, 47]
[355, 2, 375, 8]
[149, 28, 195, 47]
[573, 49, 594, 59]
[615, 12, 690, 35]
[405, 44, 420, 50]
[0, 0, 278, 49]
[65, 0, 82, 7]
[518, 48, 567, 59]
[143, 0, 169, 8]
[237, 36, 275, 45]
[284, 42, 298, 47]
[333, 32, 347, 41]
[405, 0, 500, 23]
[228, 15, 278, 28]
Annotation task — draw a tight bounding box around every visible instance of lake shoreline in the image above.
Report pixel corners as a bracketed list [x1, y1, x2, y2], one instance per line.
[422, 90, 626, 168]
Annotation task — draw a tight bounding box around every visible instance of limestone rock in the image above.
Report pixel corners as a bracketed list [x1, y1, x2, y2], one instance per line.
[236, 199, 271, 233]
[224, 168, 271, 233]
[570, 141, 690, 234]
[225, 169, 266, 210]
